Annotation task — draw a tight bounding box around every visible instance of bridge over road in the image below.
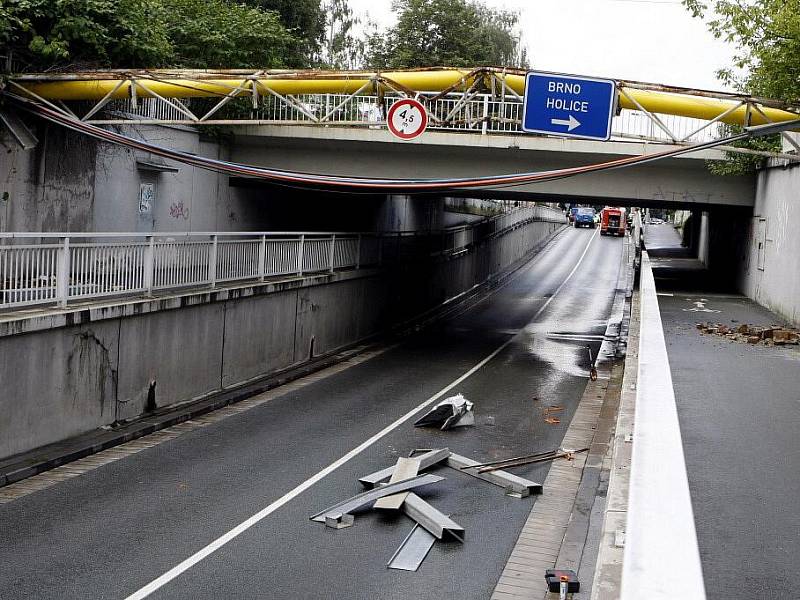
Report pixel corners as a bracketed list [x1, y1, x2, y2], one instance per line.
[233, 125, 756, 208]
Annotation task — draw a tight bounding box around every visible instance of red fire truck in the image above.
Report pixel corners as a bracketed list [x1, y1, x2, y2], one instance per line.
[600, 207, 627, 236]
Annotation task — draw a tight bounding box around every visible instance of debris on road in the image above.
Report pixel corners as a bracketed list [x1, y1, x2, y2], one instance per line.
[414, 394, 474, 430]
[445, 451, 543, 497]
[374, 457, 420, 510]
[387, 523, 436, 571]
[402, 492, 464, 541]
[309, 473, 444, 525]
[543, 406, 564, 414]
[458, 449, 558, 470]
[325, 513, 354, 529]
[477, 447, 589, 473]
[696, 322, 799, 346]
[359, 448, 450, 489]
[544, 416, 561, 424]
[314, 447, 541, 573]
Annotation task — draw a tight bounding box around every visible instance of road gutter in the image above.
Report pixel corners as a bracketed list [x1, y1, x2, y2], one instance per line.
[591, 289, 638, 599]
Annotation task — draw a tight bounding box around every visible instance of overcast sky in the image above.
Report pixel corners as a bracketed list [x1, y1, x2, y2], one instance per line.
[347, 0, 736, 91]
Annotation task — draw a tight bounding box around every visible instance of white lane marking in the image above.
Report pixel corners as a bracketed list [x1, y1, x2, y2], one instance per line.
[125, 229, 598, 600]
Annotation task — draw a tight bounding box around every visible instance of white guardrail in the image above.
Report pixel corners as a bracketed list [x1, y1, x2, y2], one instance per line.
[0, 205, 563, 310]
[621, 251, 706, 599]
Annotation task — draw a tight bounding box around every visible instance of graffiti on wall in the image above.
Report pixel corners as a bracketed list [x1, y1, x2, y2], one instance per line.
[169, 201, 189, 220]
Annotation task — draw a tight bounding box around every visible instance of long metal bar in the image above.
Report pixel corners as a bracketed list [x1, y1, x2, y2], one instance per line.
[677, 100, 744, 142]
[133, 80, 199, 122]
[752, 104, 800, 153]
[446, 452, 542, 498]
[198, 80, 254, 122]
[459, 449, 558, 470]
[477, 447, 590, 473]
[620, 88, 678, 142]
[359, 448, 450, 488]
[373, 457, 420, 510]
[402, 492, 465, 542]
[387, 523, 437, 571]
[79, 79, 127, 121]
[320, 80, 372, 122]
[308, 474, 445, 522]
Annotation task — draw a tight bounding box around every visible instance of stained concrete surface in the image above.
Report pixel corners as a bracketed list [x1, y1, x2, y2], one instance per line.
[0, 228, 625, 599]
[659, 292, 800, 599]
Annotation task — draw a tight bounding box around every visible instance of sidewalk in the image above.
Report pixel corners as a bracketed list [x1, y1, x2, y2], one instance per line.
[658, 292, 800, 599]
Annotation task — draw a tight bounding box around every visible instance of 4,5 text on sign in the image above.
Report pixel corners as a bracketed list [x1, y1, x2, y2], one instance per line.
[522, 72, 617, 141]
[387, 98, 428, 140]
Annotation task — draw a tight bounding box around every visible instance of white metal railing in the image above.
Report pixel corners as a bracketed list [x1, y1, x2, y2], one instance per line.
[102, 92, 723, 145]
[252, 92, 722, 143]
[0, 206, 563, 311]
[0, 232, 376, 310]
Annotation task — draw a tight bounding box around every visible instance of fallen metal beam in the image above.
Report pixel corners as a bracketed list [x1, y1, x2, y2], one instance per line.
[325, 513, 354, 529]
[459, 449, 558, 470]
[374, 457, 420, 510]
[402, 493, 465, 542]
[309, 474, 445, 522]
[387, 523, 436, 572]
[477, 447, 589, 473]
[358, 449, 450, 488]
[446, 453, 542, 498]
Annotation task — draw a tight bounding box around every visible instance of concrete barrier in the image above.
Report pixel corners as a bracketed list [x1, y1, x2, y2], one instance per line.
[0, 217, 563, 462]
[621, 251, 705, 599]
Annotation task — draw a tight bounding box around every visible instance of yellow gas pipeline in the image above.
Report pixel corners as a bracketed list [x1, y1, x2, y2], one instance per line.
[8, 68, 798, 128]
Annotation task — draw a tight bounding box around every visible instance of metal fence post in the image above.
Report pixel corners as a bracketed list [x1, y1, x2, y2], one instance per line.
[481, 95, 489, 135]
[328, 234, 336, 273]
[356, 234, 361, 269]
[297, 234, 305, 276]
[258, 234, 266, 281]
[209, 234, 218, 287]
[56, 236, 70, 308]
[143, 235, 155, 295]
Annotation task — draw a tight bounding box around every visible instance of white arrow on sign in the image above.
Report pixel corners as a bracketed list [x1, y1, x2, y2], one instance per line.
[550, 114, 581, 131]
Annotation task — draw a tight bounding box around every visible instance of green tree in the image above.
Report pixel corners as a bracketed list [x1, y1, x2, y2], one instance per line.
[242, 0, 326, 65]
[366, 0, 527, 69]
[0, 0, 299, 71]
[684, 0, 799, 174]
[684, 0, 799, 102]
[320, 0, 364, 68]
[0, 0, 171, 69]
[163, 0, 295, 68]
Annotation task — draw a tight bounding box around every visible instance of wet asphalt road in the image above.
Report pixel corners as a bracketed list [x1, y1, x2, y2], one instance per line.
[0, 227, 625, 600]
[659, 293, 800, 600]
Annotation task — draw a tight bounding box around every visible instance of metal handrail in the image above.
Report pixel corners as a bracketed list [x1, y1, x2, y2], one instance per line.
[0, 205, 565, 311]
[89, 91, 724, 145]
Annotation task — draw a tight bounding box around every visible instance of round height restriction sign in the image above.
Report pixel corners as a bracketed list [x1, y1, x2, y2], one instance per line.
[387, 98, 428, 140]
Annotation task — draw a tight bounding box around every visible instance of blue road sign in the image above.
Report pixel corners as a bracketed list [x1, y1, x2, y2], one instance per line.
[522, 72, 617, 141]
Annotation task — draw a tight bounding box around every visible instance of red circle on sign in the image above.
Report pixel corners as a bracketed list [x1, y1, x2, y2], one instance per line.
[387, 99, 428, 140]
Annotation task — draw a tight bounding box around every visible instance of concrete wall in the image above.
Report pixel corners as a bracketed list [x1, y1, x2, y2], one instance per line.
[0, 123, 266, 233]
[739, 163, 800, 325]
[0, 214, 564, 460]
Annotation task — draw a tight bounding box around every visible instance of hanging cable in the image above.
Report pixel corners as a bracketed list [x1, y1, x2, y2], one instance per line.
[5, 92, 797, 194]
